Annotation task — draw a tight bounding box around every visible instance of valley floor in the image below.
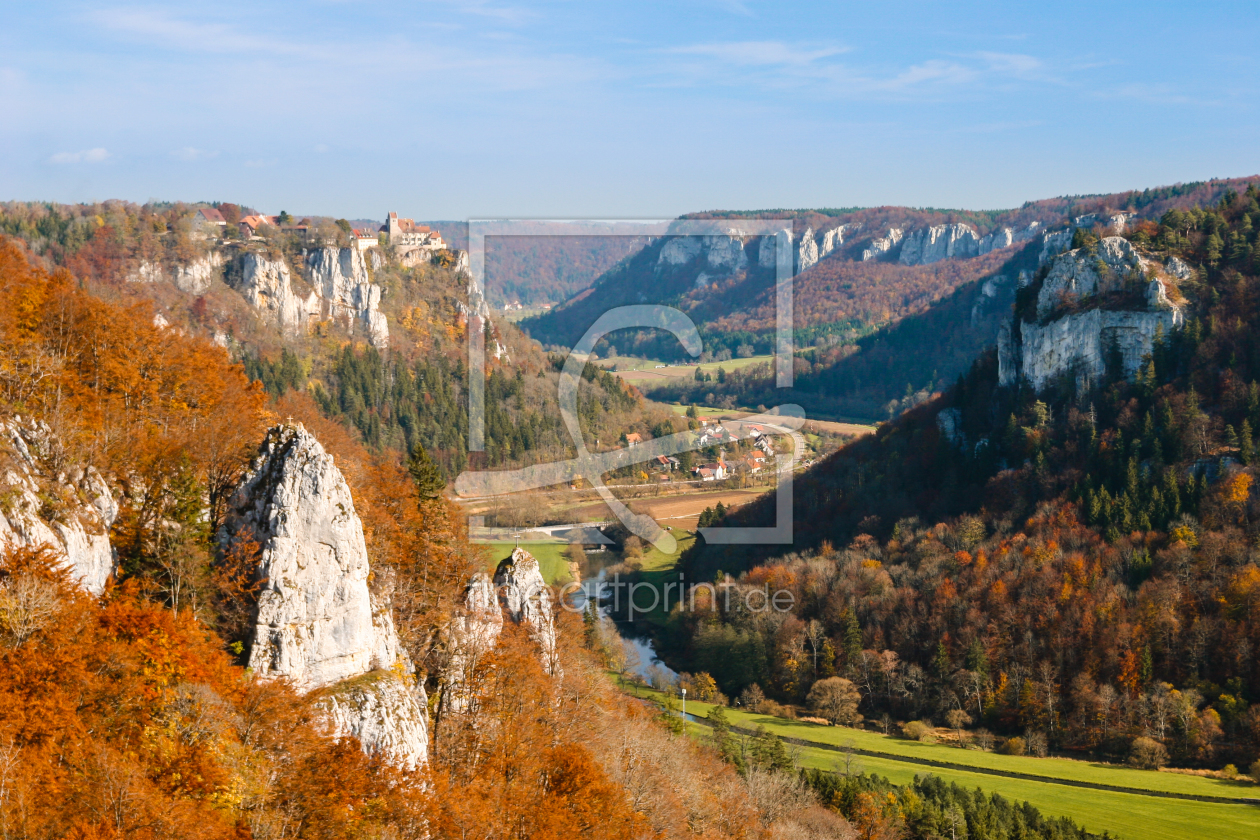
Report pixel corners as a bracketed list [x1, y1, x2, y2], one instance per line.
[625, 684, 1260, 840]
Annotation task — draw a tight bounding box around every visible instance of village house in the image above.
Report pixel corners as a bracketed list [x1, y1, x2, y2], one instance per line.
[352, 227, 382, 252]
[192, 207, 226, 234]
[624, 433, 643, 448]
[653, 454, 680, 471]
[238, 214, 279, 239]
[695, 461, 727, 481]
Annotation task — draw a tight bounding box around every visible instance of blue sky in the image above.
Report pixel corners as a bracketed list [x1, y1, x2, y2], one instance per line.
[2, 1, 1258, 220]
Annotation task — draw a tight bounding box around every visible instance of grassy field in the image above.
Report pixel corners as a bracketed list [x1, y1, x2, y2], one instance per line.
[623, 684, 1260, 840]
[479, 540, 573, 584]
[596, 354, 775, 376]
[618, 526, 696, 625]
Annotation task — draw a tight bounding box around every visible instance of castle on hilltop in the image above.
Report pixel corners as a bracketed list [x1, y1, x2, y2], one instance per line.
[385, 212, 445, 257]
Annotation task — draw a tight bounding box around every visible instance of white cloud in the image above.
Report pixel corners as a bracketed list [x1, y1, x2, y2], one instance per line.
[89, 7, 307, 55]
[171, 146, 218, 161]
[669, 41, 847, 67]
[49, 147, 110, 163]
[976, 51, 1043, 76]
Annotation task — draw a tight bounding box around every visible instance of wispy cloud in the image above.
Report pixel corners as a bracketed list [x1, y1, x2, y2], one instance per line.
[171, 146, 218, 161]
[89, 7, 312, 55]
[49, 147, 110, 163]
[669, 41, 847, 67]
[975, 52, 1043, 77]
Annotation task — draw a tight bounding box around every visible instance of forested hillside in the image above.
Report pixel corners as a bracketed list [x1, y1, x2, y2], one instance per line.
[0, 237, 860, 839]
[525, 178, 1260, 421]
[0, 201, 675, 477]
[667, 184, 1260, 773]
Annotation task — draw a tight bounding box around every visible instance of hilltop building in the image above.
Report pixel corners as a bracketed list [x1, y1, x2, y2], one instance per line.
[386, 212, 445, 257]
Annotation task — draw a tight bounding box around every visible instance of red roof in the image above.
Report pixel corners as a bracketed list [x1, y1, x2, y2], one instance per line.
[198, 207, 225, 223]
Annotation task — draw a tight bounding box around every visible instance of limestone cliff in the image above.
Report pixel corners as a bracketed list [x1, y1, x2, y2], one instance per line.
[494, 546, 558, 667]
[999, 238, 1186, 391]
[0, 420, 116, 595]
[305, 248, 390, 348]
[899, 224, 980, 266]
[441, 547, 559, 716]
[317, 672, 429, 771]
[223, 424, 426, 768]
[225, 253, 320, 339]
[226, 249, 389, 348]
[127, 252, 225, 295]
[1036, 236, 1145, 319]
[790, 224, 853, 272]
[1038, 213, 1135, 266]
[657, 230, 749, 273]
[440, 573, 504, 715]
[861, 228, 904, 261]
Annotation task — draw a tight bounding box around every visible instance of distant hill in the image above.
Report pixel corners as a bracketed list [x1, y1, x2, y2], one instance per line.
[522, 176, 1260, 420]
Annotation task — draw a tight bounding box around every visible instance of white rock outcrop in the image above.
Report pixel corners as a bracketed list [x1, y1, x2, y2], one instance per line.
[861, 228, 904, 261]
[795, 228, 819, 273]
[441, 547, 559, 716]
[495, 547, 558, 666]
[1036, 236, 1144, 320]
[1010, 308, 1182, 392]
[440, 573, 504, 716]
[657, 231, 749, 273]
[305, 248, 390, 348]
[226, 250, 389, 348]
[126, 252, 225, 295]
[227, 253, 321, 338]
[1165, 256, 1195, 281]
[224, 424, 426, 768]
[1037, 214, 1135, 267]
[791, 224, 852, 272]
[899, 224, 980, 266]
[318, 673, 429, 771]
[0, 421, 116, 595]
[979, 222, 1041, 256]
[999, 238, 1184, 391]
[758, 229, 793, 269]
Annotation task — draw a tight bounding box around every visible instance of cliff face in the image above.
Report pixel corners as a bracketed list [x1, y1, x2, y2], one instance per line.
[1008, 308, 1183, 391]
[223, 424, 425, 768]
[226, 253, 320, 338]
[305, 248, 390, 348]
[494, 546, 558, 666]
[317, 673, 429, 771]
[791, 224, 853, 272]
[441, 546, 559, 716]
[658, 231, 749, 273]
[861, 228, 904, 261]
[1036, 236, 1143, 319]
[226, 249, 390, 348]
[899, 224, 980, 265]
[999, 238, 1186, 391]
[0, 420, 116, 594]
[127, 252, 225, 295]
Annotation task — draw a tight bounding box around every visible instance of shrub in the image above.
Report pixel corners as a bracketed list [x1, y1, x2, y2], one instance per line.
[1026, 730, 1048, 758]
[739, 683, 766, 713]
[1250, 759, 1260, 783]
[1128, 736, 1169, 770]
[999, 737, 1026, 756]
[1221, 763, 1238, 780]
[901, 720, 930, 741]
[760, 699, 796, 720]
